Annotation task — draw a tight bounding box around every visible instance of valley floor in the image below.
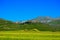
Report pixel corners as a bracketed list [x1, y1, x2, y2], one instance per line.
[0, 31, 60, 40]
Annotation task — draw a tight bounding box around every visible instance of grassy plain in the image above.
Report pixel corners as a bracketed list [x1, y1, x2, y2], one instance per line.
[0, 31, 60, 40]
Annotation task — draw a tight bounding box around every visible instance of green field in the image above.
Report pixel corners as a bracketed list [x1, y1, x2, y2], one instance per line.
[0, 31, 60, 40]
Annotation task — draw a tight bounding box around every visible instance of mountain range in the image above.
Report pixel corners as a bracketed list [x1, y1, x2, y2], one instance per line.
[0, 16, 60, 31]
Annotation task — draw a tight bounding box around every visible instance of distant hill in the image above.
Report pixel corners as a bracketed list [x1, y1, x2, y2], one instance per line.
[0, 17, 60, 32]
[29, 16, 60, 24]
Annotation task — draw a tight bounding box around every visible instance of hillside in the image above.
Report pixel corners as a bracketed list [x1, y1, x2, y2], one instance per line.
[0, 17, 60, 32]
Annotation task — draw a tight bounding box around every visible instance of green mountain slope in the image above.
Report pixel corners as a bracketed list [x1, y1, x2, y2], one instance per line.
[0, 18, 60, 31]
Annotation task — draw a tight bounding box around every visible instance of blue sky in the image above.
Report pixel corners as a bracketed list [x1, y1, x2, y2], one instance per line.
[0, 0, 60, 21]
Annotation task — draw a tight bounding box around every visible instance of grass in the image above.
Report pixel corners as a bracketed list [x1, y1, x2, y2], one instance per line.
[0, 31, 60, 40]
